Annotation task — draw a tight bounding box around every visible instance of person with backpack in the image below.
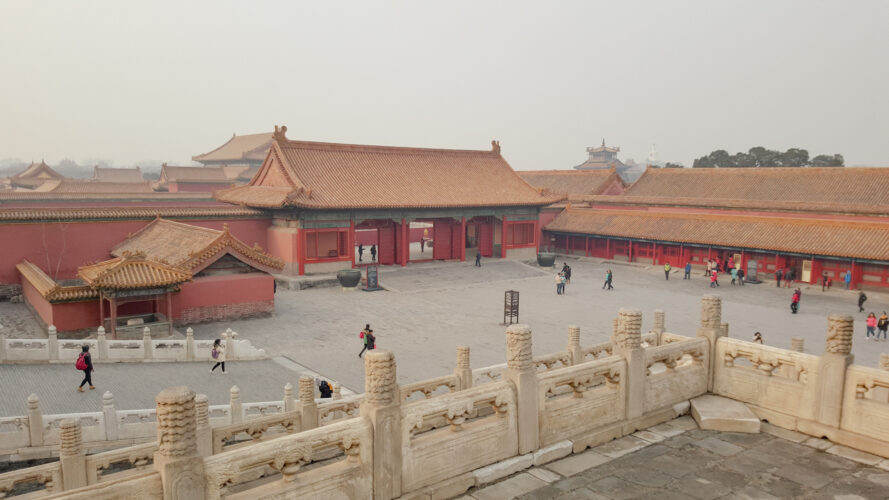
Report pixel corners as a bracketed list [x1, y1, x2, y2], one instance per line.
[210, 338, 226, 374]
[866, 312, 877, 340]
[737, 267, 745, 286]
[791, 288, 801, 314]
[877, 312, 888, 341]
[858, 291, 868, 312]
[358, 324, 373, 358]
[370, 245, 377, 261]
[775, 268, 783, 288]
[318, 379, 333, 398]
[730, 266, 738, 285]
[664, 262, 671, 280]
[76, 345, 94, 392]
[602, 269, 613, 291]
[684, 261, 692, 280]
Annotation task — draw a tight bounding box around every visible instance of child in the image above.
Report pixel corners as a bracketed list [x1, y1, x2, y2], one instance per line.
[210, 339, 226, 374]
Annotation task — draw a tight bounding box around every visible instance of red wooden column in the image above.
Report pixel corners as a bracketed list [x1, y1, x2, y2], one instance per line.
[628, 241, 633, 262]
[501, 215, 508, 258]
[401, 218, 408, 266]
[653, 242, 658, 265]
[606, 238, 611, 259]
[109, 297, 117, 339]
[98, 292, 104, 328]
[166, 292, 173, 323]
[297, 228, 305, 276]
[850, 260, 857, 289]
[585, 236, 590, 257]
[349, 220, 356, 269]
[460, 217, 466, 262]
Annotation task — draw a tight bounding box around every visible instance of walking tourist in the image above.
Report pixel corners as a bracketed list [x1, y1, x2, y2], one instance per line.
[705, 260, 712, 277]
[318, 379, 333, 398]
[684, 261, 691, 280]
[737, 267, 745, 285]
[560, 273, 567, 293]
[562, 263, 572, 283]
[785, 268, 795, 288]
[76, 345, 94, 392]
[866, 312, 877, 339]
[878, 312, 888, 340]
[370, 245, 377, 261]
[727, 256, 734, 271]
[753, 332, 763, 344]
[844, 270, 852, 290]
[775, 268, 783, 287]
[858, 291, 868, 312]
[603, 269, 613, 290]
[210, 339, 226, 373]
[664, 262, 671, 280]
[821, 271, 829, 291]
[358, 324, 371, 358]
[358, 244, 364, 262]
[710, 270, 719, 288]
[730, 266, 738, 285]
[791, 288, 801, 314]
[475, 250, 481, 267]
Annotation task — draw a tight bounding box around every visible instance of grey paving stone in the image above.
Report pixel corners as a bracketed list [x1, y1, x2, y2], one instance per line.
[711, 431, 772, 448]
[754, 472, 809, 498]
[692, 436, 745, 456]
[759, 422, 808, 443]
[586, 476, 658, 499]
[671, 475, 733, 500]
[770, 463, 833, 489]
[526, 467, 561, 484]
[612, 466, 674, 488]
[554, 488, 609, 500]
[722, 486, 782, 500]
[719, 453, 776, 477]
[592, 435, 649, 459]
[551, 475, 593, 492]
[545, 450, 611, 477]
[471, 472, 548, 500]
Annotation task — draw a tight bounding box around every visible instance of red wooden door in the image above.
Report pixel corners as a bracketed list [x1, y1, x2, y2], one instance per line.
[433, 220, 452, 260]
[479, 222, 493, 257]
[451, 223, 462, 259]
[378, 226, 396, 265]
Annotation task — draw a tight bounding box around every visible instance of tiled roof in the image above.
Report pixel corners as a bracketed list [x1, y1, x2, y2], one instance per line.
[17, 260, 97, 302]
[545, 208, 889, 261]
[0, 191, 214, 202]
[78, 253, 192, 290]
[35, 179, 155, 194]
[11, 161, 64, 180]
[160, 165, 230, 183]
[192, 133, 273, 163]
[92, 166, 144, 183]
[215, 126, 557, 209]
[574, 194, 889, 217]
[111, 218, 283, 273]
[519, 168, 624, 196]
[624, 167, 889, 206]
[0, 206, 265, 222]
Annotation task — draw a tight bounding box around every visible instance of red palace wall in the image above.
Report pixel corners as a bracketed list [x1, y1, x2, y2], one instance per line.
[173, 273, 274, 325]
[0, 218, 271, 285]
[20, 278, 96, 331]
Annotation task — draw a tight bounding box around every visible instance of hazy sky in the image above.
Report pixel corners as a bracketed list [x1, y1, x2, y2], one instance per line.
[1, 1, 887, 170]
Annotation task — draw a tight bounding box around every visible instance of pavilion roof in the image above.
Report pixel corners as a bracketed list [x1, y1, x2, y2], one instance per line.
[545, 207, 889, 262]
[192, 133, 273, 164]
[33, 179, 155, 194]
[78, 252, 192, 290]
[519, 168, 624, 197]
[215, 125, 557, 209]
[16, 260, 97, 302]
[11, 161, 65, 180]
[111, 218, 283, 273]
[159, 165, 230, 184]
[92, 166, 144, 183]
[624, 166, 889, 206]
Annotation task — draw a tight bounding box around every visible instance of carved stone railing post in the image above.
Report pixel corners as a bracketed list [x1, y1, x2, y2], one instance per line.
[194, 394, 211, 457]
[566, 326, 582, 365]
[283, 382, 295, 412]
[142, 327, 152, 360]
[224, 329, 236, 360]
[27, 394, 43, 447]
[185, 328, 195, 361]
[613, 309, 644, 420]
[812, 315, 854, 429]
[229, 386, 242, 424]
[360, 350, 402, 500]
[332, 382, 342, 400]
[503, 324, 538, 454]
[97, 326, 108, 360]
[881, 353, 889, 371]
[298, 375, 318, 430]
[59, 419, 87, 490]
[697, 295, 725, 391]
[0, 334, 6, 362]
[47, 325, 59, 361]
[102, 391, 118, 441]
[153, 387, 205, 499]
[791, 337, 805, 353]
[454, 346, 473, 390]
[652, 310, 665, 345]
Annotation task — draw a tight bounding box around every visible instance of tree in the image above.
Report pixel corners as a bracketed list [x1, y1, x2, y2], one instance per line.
[748, 147, 783, 167]
[780, 148, 810, 167]
[692, 156, 714, 168]
[731, 152, 756, 168]
[810, 154, 845, 167]
[663, 162, 684, 168]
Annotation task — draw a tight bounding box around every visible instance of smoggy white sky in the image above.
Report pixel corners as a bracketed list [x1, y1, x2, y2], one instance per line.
[1, 1, 887, 169]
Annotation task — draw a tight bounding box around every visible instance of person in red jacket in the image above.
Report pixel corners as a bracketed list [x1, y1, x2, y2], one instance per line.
[866, 313, 877, 339]
[791, 288, 801, 314]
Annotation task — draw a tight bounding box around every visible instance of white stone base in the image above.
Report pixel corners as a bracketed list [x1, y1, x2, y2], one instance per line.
[690, 395, 761, 433]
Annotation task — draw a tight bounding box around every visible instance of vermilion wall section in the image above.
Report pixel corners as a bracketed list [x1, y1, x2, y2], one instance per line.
[20, 279, 97, 331]
[20, 278, 54, 326]
[173, 273, 274, 324]
[0, 218, 271, 284]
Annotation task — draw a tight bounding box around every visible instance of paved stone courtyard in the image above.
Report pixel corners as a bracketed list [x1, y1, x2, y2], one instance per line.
[462, 417, 889, 500]
[2, 258, 887, 401]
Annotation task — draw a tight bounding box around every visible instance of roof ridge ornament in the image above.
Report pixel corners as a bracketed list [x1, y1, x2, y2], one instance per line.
[273, 125, 288, 143]
[491, 140, 501, 155]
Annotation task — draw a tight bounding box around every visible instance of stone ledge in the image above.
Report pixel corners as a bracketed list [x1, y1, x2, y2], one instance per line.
[473, 453, 533, 486]
[690, 395, 760, 433]
[531, 440, 572, 466]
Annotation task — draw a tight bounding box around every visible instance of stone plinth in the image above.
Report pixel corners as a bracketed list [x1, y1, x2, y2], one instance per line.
[690, 395, 760, 433]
